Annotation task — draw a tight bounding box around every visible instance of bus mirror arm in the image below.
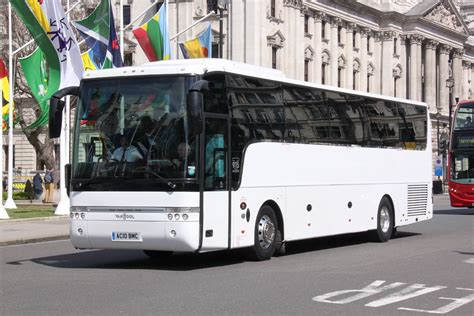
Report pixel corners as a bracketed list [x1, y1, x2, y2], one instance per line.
[187, 80, 208, 135]
[49, 86, 80, 138]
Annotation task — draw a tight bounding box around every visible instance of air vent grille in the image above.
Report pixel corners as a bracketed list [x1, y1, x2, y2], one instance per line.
[407, 184, 428, 217]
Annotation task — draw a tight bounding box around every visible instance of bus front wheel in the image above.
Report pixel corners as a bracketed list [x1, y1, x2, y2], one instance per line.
[249, 205, 278, 261]
[372, 197, 393, 242]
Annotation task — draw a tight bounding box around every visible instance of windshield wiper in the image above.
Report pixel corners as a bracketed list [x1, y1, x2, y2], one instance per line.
[133, 166, 177, 189]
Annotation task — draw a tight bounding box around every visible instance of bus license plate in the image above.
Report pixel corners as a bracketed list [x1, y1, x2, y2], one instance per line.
[111, 232, 141, 241]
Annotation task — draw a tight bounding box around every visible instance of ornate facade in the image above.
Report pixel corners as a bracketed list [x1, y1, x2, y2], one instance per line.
[2, 0, 474, 181]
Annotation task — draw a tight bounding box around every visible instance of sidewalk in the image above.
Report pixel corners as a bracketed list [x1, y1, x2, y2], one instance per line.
[0, 194, 450, 247]
[0, 216, 69, 246]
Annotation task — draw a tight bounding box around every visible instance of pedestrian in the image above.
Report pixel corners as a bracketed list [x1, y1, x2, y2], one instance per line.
[33, 172, 43, 200]
[43, 169, 55, 203]
[2, 176, 6, 192]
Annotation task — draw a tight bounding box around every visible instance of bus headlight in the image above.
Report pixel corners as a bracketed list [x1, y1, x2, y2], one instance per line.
[182, 214, 189, 221]
[167, 213, 173, 220]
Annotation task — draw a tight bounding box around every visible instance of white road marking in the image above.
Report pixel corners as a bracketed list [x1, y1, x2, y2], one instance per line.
[399, 288, 474, 314]
[314, 281, 474, 314]
[463, 258, 474, 264]
[366, 284, 446, 307]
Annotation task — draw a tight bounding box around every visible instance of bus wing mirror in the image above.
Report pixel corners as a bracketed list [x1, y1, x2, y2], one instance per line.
[49, 86, 79, 138]
[187, 91, 203, 135]
[187, 80, 208, 135]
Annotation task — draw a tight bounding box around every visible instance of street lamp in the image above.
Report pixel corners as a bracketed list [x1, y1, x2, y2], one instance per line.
[217, 0, 229, 59]
[446, 77, 454, 131]
[436, 110, 441, 156]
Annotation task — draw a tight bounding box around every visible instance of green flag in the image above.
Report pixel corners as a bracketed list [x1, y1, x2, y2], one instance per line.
[19, 48, 50, 129]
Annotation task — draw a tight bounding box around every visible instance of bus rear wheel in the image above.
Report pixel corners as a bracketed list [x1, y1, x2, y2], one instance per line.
[249, 205, 278, 261]
[372, 197, 393, 242]
[143, 250, 173, 259]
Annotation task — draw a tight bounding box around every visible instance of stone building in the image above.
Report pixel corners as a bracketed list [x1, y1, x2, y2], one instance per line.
[2, 0, 474, 180]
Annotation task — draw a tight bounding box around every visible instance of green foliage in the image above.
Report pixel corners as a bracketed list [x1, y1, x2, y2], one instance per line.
[2, 191, 30, 200]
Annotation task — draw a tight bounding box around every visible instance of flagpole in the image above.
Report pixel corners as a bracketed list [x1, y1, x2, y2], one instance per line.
[120, 0, 124, 59]
[55, 0, 72, 215]
[169, 11, 215, 41]
[0, 63, 8, 219]
[4, 3, 16, 210]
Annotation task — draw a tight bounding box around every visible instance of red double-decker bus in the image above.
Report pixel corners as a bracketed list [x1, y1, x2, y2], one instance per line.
[448, 100, 474, 207]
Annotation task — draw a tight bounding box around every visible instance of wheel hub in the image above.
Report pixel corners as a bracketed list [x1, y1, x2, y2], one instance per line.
[258, 215, 275, 249]
[380, 206, 390, 233]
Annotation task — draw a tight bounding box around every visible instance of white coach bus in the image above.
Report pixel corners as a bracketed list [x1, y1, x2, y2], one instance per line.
[49, 59, 432, 261]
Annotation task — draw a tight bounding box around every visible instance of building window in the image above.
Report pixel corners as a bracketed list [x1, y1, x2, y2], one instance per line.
[124, 52, 133, 66]
[322, 64, 326, 85]
[367, 34, 371, 52]
[304, 15, 309, 33]
[123, 5, 131, 25]
[212, 43, 219, 58]
[338, 26, 342, 43]
[353, 30, 357, 48]
[338, 67, 342, 87]
[304, 60, 309, 81]
[272, 47, 278, 69]
[322, 20, 326, 39]
[208, 0, 218, 13]
[367, 74, 370, 92]
[353, 70, 357, 90]
[271, 0, 276, 17]
[394, 37, 397, 55]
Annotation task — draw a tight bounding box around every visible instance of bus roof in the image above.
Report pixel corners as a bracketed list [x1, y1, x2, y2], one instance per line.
[83, 58, 427, 108]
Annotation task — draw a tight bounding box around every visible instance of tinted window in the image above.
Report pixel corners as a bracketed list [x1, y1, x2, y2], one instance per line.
[203, 73, 228, 114]
[398, 103, 427, 150]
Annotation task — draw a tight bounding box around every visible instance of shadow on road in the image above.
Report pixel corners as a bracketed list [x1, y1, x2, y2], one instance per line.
[6, 231, 422, 271]
[283, 231, 420, 257]
[434, 209, 474, 215]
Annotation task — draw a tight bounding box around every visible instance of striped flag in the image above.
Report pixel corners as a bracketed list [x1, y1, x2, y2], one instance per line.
[132, 1, 171, 62]
[10, 0, 83, 92]
[73, 0, 123, 69]
[1, 58, 11, 131]
[179, 24, 213, 59]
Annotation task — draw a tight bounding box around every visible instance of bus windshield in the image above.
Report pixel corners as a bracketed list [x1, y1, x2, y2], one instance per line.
[72, 76, 199, 191]
[453, 104, 474, 130]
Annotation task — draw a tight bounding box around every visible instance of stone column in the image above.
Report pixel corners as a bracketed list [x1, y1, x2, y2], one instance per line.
[330, 17, 340, 87]
[462, 61, 470, 100]
[409, 35, 422, 101]
[373, 31, 382, 94]
[345, 23, 355, 90]
[439, 44, 451, 114]
[452, 49, 463, 101]
[424, 39, 438, 109]
[416, 36, 424, 101]
[382, 31, 395, 96]
[399, 35, 407, 99]
[360, 27, 369, 92]
[314, 12, 324, 84]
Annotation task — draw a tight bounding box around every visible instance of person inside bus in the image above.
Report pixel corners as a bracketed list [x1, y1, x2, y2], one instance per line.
[464, 116, 473, 128]
[112, 135, 143, 162]
[172, 142, 195, 177]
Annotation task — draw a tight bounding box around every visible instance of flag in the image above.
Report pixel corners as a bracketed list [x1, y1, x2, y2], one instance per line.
[179, 24, 213, 59]
[19, 48, 50, 129]
[132, 1, 171, 62]
[1, 58, 12, 131]
[10, 0, 83, 93]
[73, 0, 123, 69]
[82, 49, 99, 71]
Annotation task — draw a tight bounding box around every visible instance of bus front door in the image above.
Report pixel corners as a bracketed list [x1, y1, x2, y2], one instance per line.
[200, 116, 230, 251]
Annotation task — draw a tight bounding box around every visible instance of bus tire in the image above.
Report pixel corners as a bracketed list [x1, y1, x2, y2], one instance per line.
[372, 197, 393, 242]
[249, 205, 278, 261]
[143, 250, 173, 259]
